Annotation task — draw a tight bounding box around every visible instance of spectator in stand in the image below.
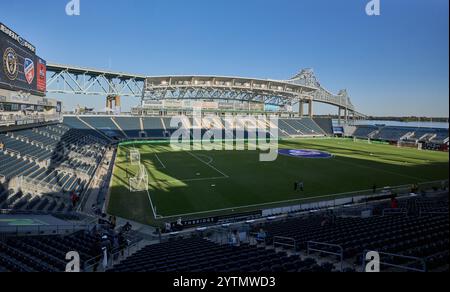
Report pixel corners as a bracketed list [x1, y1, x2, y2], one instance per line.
[321, 215, 330, 227]
[391, 196, 399, 209]
[229, 231, 238, 247]
[175, 218, 184, 231]
[165, 222, 172, 233]
[71, 192, 79, 208]
[256, 228, 267, 244]
[122, 222, 132, 232]
[111, 216, 117, 229]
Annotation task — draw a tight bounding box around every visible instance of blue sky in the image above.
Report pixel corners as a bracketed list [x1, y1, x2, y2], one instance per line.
[1, 0, 448, 117]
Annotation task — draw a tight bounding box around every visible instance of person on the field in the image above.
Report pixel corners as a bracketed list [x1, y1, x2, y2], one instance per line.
[298, 181, 304, 192]
[373, 184, 377, 194]
[295, 181, 304, 192]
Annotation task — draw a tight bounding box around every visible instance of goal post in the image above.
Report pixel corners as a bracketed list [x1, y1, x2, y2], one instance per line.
[129, 164, 149, 192]
[128, 149, 141, 165]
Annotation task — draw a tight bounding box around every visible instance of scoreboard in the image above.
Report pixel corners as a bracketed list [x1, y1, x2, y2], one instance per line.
[0, 22, 46, 96]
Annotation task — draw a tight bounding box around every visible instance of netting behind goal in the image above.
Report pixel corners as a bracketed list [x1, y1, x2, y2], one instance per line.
[129, 165, 148, 192]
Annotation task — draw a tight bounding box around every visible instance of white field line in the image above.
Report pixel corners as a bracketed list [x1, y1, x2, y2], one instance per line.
[154, 154, 167, 169]
[195, 154, 214, 165]
[145, 189, 158, 219]
[334, 156, 427, 181]
[186, 151, 229, 178]
[152, 179, 447, 219]
[153, 190, 370, 219]
[149, 176, 229, 185]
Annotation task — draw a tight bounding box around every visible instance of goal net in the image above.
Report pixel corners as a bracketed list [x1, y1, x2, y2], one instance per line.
[129, 164, 149, 192]
[128, 149, 141, 165]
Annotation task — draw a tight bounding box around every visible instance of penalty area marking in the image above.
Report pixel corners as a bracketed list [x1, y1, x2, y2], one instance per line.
[145, 189, 160, 219]
[154, 154, 167, 169]
[152, 190, 368, 220]
[149, 176, 229, 185]
[186, 151, 229, 178]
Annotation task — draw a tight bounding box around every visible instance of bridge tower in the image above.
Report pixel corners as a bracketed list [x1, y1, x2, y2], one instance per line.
[298, 99, 314, 118]
[106, 95, 121, 113]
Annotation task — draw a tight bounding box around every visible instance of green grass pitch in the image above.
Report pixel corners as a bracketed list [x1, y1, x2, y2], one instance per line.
[107, 138, 449, 226]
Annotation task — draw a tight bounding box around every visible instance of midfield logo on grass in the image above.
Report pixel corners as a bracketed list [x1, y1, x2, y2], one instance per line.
[169, 108, 279, 162]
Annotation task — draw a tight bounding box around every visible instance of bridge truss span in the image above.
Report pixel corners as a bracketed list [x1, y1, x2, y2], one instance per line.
[45, 64, 364, 118]
[143, 75, 316, 107]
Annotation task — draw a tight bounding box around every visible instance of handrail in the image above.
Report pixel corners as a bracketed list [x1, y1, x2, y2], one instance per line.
[273, 236, 296, 250]
[307, 241, 344, 272]
[83, 239, 143, 272]
[362, 250, 427, 272]
[23, 154, 39, 162]
[382, 208, 408, 216]
[5, 148, 20, 156]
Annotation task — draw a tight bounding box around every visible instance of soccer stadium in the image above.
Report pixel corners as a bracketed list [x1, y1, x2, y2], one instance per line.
[0, 1, 449, 276]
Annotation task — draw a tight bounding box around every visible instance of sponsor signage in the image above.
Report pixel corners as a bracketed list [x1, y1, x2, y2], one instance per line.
[0, 22, 46, 95]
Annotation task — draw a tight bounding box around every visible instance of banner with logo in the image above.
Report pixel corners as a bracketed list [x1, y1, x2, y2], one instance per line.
[36, 57, 47, 92]
[0, 22, 46, 95]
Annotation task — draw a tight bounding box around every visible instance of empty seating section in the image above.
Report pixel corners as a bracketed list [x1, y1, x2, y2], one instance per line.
[66, 116, 331, 139]
[107, 198, 449, 273]
[352, 125, 448, 144]
[0, 231, 102, 272]
[433, 129, 449, 143]
[375, 196, 449, 216]
[114, 117, 142, 137]
[407, 129, 436, 141]
[352, 125, 378, 138]
[143, 117, 165, 137]
[263, 213, 449, 271]
[296, 119, 326, 135]
[278, 120, 301, 136]
[314, 118, 334, 135]
[109, 237, 335, 272]
[373, 127, 413, 141]
[277, 118, 325, 137]
[79, 117, 125, 139]
[63, 117, 110, 140]
[0, 153, 39, 180]
[0, 124, 108, 213]
[406, 128, 448, 143]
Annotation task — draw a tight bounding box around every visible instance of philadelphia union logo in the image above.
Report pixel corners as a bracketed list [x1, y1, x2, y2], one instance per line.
[3, 47, 19, 80]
